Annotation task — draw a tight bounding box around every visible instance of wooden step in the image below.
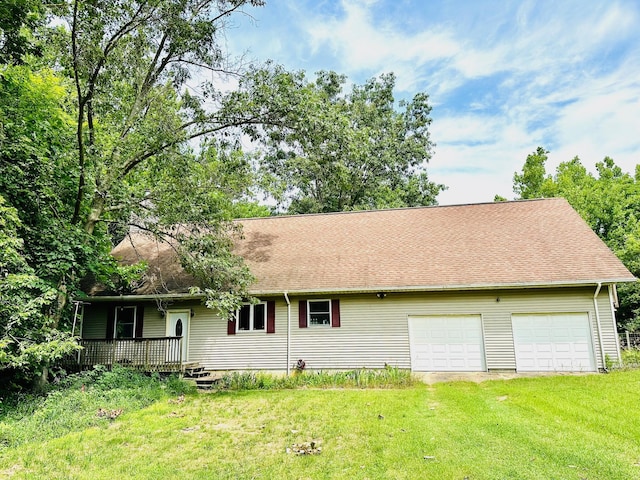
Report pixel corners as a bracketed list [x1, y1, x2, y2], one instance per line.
[182, 362, 206, 378]
[194, 374, 223, 390]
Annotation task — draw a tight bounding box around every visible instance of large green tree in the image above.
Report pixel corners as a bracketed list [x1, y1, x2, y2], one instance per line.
[47, 0, 270, 310]
[511, 148, 640, 330]
[1, 1, 269, 386]
[226, 66, 444, 213]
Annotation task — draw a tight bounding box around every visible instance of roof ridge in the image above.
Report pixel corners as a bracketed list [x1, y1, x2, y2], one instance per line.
[235, 197, 567, 222]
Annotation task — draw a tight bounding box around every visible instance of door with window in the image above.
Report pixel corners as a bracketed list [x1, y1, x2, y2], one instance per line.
[166, 310, 190, 363]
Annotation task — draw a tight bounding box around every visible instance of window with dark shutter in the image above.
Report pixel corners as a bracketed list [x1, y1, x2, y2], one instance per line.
[308, 300, 331, 326]
[232, 302, 268, 332]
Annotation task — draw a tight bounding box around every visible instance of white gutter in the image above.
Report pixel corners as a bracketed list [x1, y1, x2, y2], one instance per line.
[593, 282, 607, 371]
[247, 278, 636, 297]
[608, 285, 622, 362]
[284, 291, 291, 376]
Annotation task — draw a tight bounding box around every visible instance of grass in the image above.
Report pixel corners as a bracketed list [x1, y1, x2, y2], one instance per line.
[0, 366, 195, 450]
[1, 369, 640, 479]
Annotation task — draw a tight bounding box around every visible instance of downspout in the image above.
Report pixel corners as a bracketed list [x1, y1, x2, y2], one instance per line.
[284, 292, 291, 376]
[593, 282, 607, 371]
[608, 285, 622, 363]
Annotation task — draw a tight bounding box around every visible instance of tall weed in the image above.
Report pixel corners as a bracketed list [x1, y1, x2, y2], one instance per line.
[216, 366, 415, 391]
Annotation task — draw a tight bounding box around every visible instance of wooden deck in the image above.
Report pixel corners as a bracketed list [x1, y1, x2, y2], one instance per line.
[68, 337, 185, 372]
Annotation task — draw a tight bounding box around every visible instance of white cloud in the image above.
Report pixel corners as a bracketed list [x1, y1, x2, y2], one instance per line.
[226, 0, 640, 205]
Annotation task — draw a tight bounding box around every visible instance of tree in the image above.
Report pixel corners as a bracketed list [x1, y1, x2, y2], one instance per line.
[0, 194, 80, 386]
[0, 65, 96, 386]
[226, 66, 444, 213]
[511, 148, 640, 330]
[512, 147, 553, 199]
[43, 0, 270, 314]
[1, 1, 269, 386]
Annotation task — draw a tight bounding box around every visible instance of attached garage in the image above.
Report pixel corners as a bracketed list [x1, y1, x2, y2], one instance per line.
[408, 315, 486, 371]
[512, 313, 596, 372]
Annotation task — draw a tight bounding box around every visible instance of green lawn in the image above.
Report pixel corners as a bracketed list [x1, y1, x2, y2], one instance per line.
[2, 370, 640, 479]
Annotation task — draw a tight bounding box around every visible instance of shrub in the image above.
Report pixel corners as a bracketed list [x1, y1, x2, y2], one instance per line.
[622, 348, 640, 367]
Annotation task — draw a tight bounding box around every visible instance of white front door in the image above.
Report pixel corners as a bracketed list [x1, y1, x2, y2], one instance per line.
[512, 313, 596, 372]
[408, 315, 486, 371]
[166, 310, 190, 362]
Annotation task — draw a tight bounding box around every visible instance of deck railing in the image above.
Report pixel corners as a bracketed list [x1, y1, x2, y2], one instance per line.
[72, 337, 184, 372]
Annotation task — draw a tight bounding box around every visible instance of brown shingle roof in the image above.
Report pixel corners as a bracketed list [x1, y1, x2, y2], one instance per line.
[97, 198, 635, 296]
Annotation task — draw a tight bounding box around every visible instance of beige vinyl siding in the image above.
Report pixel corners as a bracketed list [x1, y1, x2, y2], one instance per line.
[286, 287, 618, 372]
[598, 285, 619, 366]
[143, 307, 166, 337]
[291, 296, 411, 370]
[188, 303, 287, 369]
[80, 285, 621, 371]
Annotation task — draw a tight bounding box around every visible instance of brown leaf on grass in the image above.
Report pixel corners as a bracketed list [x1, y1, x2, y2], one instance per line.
[288, 441, 322, 455]
[168, 394, 185, 404]
[96, 408, 123, 420]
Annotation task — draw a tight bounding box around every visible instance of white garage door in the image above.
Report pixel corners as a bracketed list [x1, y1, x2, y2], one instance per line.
[408, 315, 486, 371]
[512, 313, 596, 372]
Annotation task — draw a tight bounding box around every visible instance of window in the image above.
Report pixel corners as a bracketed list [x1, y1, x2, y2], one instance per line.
[236, 303, 266, 332]
[308, 300, 331, 326]
[115, 306, 136, 339]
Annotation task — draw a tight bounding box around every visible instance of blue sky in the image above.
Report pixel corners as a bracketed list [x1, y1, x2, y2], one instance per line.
[225, 0, 640, 205]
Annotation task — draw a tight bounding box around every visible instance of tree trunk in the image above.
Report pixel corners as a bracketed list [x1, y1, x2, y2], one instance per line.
[84, 193, 105, 235]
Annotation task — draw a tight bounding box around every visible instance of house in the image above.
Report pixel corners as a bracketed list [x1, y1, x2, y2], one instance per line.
[77, 198, 635, 374]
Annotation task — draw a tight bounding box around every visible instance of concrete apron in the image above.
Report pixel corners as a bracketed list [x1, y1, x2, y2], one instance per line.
[414, 371, 598, 385]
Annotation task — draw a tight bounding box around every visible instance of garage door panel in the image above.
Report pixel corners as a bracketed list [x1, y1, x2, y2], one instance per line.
[512, 314, 595, 372]
[409, 316, 486, 372]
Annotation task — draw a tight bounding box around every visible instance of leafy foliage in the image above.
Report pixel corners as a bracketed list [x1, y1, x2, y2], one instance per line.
[226, 66, 444, 213]
[0, 142, 77, 383]
[511, 148, 640, 330]
[0, 0, 44, 64]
